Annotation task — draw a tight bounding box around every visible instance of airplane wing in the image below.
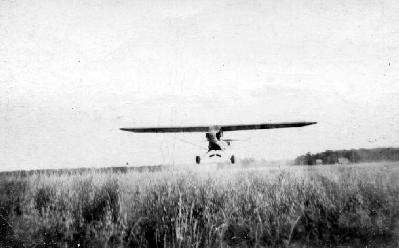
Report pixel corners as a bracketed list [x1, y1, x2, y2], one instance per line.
[220, 122, 317, 132]
[120, 126, 210, 133]
[120, 121, 316, 133]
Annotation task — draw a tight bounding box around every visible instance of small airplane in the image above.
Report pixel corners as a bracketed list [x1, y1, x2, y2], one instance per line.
[120, 121, 316, 164]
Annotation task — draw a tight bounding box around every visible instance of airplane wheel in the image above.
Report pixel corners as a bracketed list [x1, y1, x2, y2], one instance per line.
[196, 156, 201, 164]
[230, 155, 235, 164]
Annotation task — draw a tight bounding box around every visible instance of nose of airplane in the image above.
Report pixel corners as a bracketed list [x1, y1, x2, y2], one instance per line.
[208, 125, 221, 132]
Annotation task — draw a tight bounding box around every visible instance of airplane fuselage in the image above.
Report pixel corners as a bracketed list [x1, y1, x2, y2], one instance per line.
[205, 131, 227, 151]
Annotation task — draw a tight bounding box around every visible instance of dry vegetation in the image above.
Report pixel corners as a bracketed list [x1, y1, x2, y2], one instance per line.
[1, 162, 399, 247]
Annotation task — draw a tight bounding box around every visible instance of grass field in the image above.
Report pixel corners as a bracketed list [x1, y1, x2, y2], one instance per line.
[1, 162, 399, 247]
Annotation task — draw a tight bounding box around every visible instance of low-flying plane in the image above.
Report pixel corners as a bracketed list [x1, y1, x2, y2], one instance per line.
[120, 121, 316, 164]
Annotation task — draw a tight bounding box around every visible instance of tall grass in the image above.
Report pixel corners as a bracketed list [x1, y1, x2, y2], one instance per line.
[1, 163, 399, 247]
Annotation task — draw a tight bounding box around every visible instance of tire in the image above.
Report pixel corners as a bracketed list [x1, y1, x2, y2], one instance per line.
[230, 155, 235, 164]
[196, 156, 201, 164]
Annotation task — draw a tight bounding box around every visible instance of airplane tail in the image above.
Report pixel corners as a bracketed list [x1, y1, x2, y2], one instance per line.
[222, 139, 238, 145]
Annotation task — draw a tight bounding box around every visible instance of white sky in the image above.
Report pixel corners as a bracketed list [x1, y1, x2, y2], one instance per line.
[1, 0, 399, 171]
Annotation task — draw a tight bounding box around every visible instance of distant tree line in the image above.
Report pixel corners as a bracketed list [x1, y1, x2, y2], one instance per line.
[294, 147, 399, 165]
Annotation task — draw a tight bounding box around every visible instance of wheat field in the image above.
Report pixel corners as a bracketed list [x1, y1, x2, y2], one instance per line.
[1, 162, 399, 247]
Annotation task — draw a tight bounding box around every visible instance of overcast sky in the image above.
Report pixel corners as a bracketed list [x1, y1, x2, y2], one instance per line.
[1, 0, 399, 171]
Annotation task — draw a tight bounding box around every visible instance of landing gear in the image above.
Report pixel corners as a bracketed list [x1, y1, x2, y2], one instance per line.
[196, 153, 235, 165]
[230, 155, 235, 164]
[196, 156, 201, 164]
